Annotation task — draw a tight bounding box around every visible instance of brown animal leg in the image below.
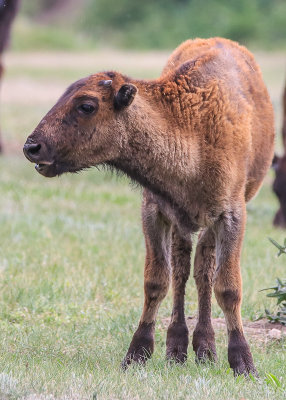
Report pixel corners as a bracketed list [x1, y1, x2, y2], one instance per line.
[0, 60, 3, 153]
[166, 227, 191, 363]
[213, 205, 256, 376]
[192, 228, 217, 362]
[122, 194, 171, 368]
[273, 207, 286, 228]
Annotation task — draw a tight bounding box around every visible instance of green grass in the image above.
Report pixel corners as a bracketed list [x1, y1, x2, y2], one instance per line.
[11, 17, 95, 52]
[0, 51, 285, 399]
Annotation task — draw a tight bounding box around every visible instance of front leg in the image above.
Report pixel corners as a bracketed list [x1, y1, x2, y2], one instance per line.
[213, 203, 257, 376]
[166, 226, 191, 363]
[122, 193, 171, 368]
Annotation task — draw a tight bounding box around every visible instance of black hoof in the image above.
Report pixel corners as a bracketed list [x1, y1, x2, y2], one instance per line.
[228, 330, 257, 376]
[122, 322, 154, 369]
[166, 322, 189, 363]
[192, 326, 217, 363]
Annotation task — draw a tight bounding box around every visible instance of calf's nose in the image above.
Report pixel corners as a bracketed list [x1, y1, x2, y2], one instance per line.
[23, 143, 42, 162]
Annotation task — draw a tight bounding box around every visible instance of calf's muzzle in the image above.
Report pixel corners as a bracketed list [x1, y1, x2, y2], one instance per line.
[23, 139, 54, 163]
[23, 143, 43, 163]
[23, 140, 57, 177]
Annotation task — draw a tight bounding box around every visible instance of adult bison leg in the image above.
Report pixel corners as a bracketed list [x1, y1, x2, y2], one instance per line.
[192, 228, 217, 362]
[166, 227, 191, 363]
[0, 59, 3, 153]
[213, 203, 256, 376]
[122, 193, 171, 368]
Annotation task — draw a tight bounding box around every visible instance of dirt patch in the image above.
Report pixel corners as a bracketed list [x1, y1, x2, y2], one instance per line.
[161, 317, 286, 342]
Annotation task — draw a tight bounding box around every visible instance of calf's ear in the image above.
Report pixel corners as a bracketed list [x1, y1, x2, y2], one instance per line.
[114, 84, 137, 110]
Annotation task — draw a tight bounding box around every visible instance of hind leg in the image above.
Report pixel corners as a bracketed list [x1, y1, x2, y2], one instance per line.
[192, 228, 217, 362]
[122, 192, 171, 368]
[166, 227, 191, 363]
[213, 203, 256, 375]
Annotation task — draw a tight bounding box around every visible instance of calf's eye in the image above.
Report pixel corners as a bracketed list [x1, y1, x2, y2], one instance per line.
[78, 104, 96, 115]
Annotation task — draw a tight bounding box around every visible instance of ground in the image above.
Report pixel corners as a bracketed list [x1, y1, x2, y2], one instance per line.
[0, 49, 285, 399]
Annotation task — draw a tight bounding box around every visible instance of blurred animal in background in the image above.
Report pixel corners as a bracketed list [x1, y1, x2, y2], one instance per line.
[272, 82, 286, 228]
[0, 0, 20, 152]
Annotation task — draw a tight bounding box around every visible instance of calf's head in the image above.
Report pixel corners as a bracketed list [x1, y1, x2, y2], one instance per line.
[23, 73, 137, 177]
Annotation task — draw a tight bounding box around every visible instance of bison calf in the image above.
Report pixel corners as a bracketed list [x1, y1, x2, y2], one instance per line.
[23, 38, 274, 375]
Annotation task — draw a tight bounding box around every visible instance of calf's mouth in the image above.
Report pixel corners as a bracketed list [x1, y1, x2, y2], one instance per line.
[35, 161, 58, 178]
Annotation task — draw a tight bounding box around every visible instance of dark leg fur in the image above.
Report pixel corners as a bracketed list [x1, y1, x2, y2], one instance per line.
[192, 228, 217, 362]
[166, 227, 191, 363]
[0, 0, 20, 153]
[228, 329, 257, 376]
[122, 322, 155, 368]
[122, 191, 171, 368]
[273, 207, 286, 228]
[213, 204, 257, 376]
[0, 61, 3, 153]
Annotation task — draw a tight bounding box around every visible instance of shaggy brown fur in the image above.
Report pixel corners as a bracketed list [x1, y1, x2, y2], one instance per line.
[0, 0, 20, 152]
[273, 82, 286, 228]
[23, 37, 275, 375]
